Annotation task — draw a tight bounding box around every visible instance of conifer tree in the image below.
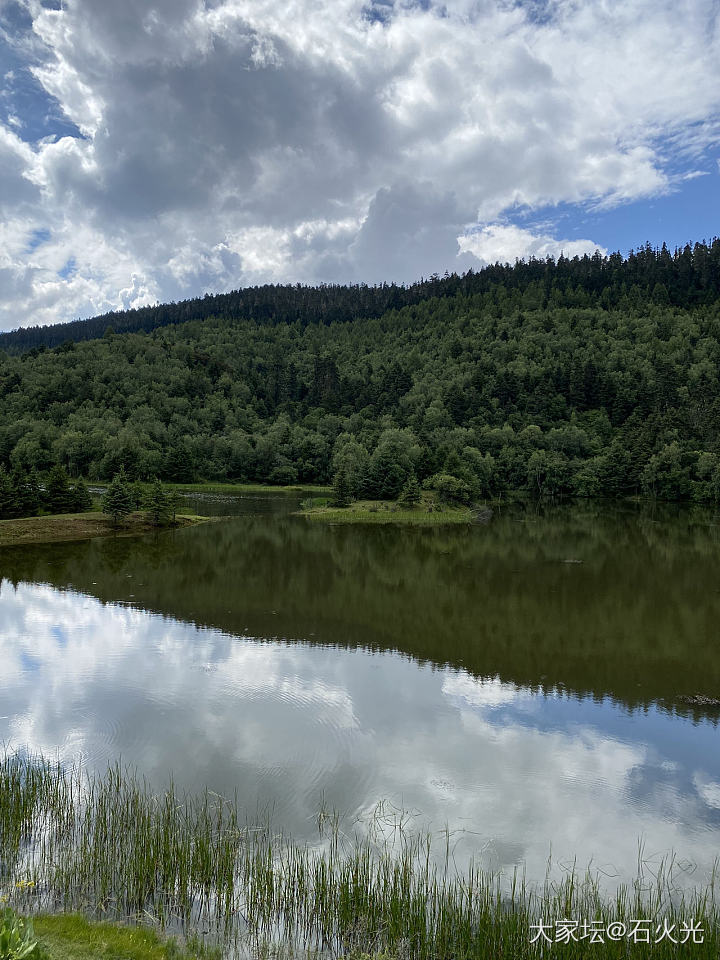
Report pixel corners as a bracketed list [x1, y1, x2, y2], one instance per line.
[45, 465, 74, 514]
[332, 467, 351, 507]
[131, 479, 145, 510]
[399, 471, 421, 507]
[102, 470, 133, 527]
[70, 478, 93, 513]
[0, 467, 16, 520]
[147, 478, 170, 526]
[11, 467, 37, 518]
[167, 488, 181, 523]
[25, 470, 41, 517]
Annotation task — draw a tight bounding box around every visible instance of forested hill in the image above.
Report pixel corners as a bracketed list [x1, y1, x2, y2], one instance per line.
[1, 237, 720, 503]
[1, 239, 720, 354]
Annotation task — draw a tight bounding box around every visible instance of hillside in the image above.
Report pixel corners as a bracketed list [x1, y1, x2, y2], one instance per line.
[1, 239, 720, 502]
[2, 239, 719, 354]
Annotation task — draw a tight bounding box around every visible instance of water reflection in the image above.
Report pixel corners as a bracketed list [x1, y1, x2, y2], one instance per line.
[1, 576, 720, 889]
[2, 499, 720, 717]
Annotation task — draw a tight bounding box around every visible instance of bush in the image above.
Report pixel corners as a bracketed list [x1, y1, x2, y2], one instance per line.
[422, 473, 471, 504]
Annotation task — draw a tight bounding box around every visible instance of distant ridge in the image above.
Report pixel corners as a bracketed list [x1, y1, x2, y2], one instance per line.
[2, 239, 719, 354]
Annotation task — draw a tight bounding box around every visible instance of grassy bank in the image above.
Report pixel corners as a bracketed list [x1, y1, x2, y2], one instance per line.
[1, 754, 718, 958]
[0, 512, 207, 548]
[300, 493, 477, 525]
[27, 913, 220, 960]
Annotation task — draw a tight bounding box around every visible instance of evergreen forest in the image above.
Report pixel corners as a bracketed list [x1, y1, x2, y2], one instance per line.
[1, 239, 720, 504]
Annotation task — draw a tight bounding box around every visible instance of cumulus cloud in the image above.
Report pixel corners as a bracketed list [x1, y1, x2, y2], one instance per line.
[460, 222, 606, 265]
[0, 0, 719, 327]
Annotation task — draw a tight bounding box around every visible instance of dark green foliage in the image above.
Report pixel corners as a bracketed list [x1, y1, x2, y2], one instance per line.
[399, 471, 421, 506]
[167, 488, 181, 523]
[70, 478, 92, 512]
[365, 429, 416, 500]
[0, 467, 42, 520]
[147, 479, 171, 526]
[332, 467, 352, 507]
[15, 469, 40, 517]
[0, 467, 15, 520]
[423, 473, 472, 504]
[2, 238, 719, 355]
[44, 465, 74, 514]
[1, 239, 720, 502]
[131, 479, 145, 510]
[102, 470, 133, 527]
[0, 466, 88, 521]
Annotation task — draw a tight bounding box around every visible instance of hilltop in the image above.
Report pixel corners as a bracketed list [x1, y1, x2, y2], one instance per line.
[1, 239, 720, 502]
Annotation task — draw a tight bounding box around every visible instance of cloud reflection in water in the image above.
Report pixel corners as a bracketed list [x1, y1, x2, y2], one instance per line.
[1, 578, 719, 889]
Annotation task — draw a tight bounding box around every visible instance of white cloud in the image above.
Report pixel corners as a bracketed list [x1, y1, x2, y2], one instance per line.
[460, 222, 605, 265]
[0, 0, 719, 327]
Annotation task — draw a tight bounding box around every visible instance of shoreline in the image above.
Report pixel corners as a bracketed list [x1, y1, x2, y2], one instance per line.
[0, 511, 208, 548]
[299, 496, 479, 525]
[163, 480, 332, 495]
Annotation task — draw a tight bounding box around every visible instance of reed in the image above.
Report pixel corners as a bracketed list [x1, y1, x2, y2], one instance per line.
[1, 753, 718, 958]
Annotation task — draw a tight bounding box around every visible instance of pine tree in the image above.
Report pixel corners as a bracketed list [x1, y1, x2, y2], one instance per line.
[399, 472, 421, 507]
[102, 470, 133, 527]
[25, 470, 41, 517]
[44, 465, 74, 514]
[11, 467, 38, 518]
[167, 488, 181, 523]
[147, 479, 170, 526]
[70, 478, 93, 512]
[131, 480, 145, 511]
[332, 467, 351, 507]
[0, 467, 17, 520]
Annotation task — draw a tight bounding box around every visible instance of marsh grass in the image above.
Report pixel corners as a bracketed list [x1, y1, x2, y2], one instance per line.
[1, 754, 718, 958]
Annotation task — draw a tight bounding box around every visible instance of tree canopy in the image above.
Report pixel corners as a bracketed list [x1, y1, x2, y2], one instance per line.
[1, 238, 720, 503]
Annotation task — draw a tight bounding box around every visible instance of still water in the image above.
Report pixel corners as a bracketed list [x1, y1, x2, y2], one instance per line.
[1, 495, 720, 888]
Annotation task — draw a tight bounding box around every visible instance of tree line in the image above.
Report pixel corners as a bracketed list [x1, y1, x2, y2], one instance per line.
[1, 238, 720, 505]
[0, 464, 92, 520]
[1, 239, 718, 355]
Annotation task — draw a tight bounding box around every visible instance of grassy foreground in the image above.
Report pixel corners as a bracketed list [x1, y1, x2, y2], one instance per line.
[300, 494, 476, 525]
[0, 512, 207, 548]
[2, 754, 719, 958]
[30, 913, 219, 960]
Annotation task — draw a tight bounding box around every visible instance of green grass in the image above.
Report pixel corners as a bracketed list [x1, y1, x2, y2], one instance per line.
[299, 494, 475, 525]
[1, 753, 718, 958]
[32, 914, 220, 960]
[156, 482, 332, 496]
[0, 512, 207, 548]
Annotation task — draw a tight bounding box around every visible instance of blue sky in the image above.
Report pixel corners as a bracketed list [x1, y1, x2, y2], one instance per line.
[511, 171, 720, 258]
[0, 0, 719, 329]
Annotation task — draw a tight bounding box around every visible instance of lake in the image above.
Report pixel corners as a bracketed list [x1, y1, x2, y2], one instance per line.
[1, 494, 720, 892]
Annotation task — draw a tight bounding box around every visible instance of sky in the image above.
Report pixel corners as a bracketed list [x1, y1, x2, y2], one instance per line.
[0, 0, 719, 331]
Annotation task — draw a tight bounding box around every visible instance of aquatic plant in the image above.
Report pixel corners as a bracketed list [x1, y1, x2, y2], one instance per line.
[0, 753, 718, 958]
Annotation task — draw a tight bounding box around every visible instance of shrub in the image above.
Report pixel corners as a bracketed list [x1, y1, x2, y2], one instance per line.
[422, 473, 471, 504]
